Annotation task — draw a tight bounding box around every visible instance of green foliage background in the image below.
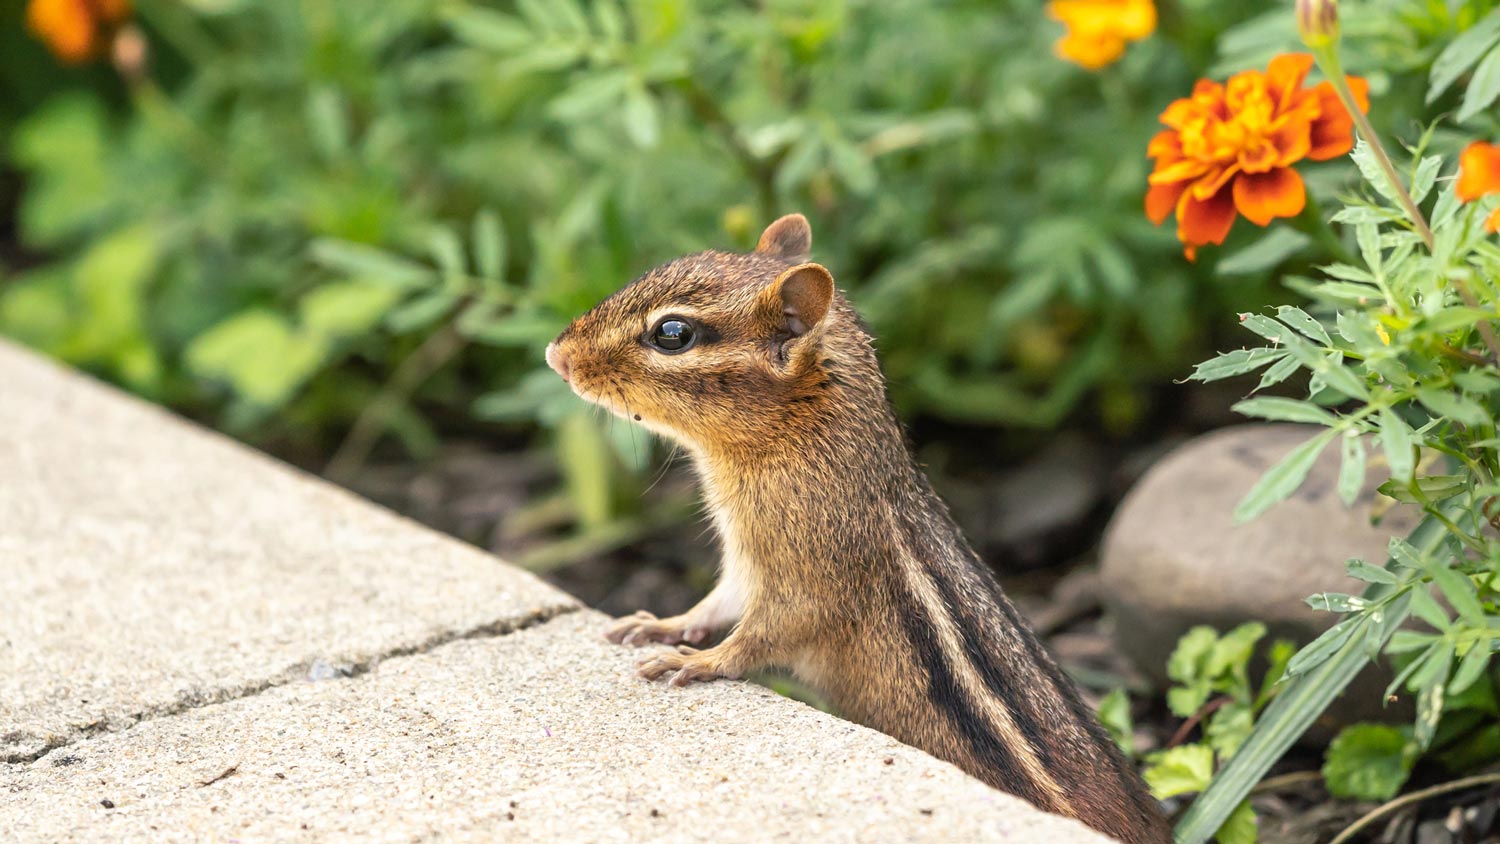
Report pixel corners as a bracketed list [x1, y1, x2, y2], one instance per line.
[0, 0, 1487, 526]
[1, 0, 1285, 513]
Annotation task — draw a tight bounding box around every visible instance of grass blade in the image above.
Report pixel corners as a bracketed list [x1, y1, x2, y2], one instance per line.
[1172, 510, 1458, 844]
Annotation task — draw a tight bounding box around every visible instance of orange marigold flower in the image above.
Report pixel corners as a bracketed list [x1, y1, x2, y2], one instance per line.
[1457, 141, 1500, 233]
[26, 0, 131, 65]
[1046, 0, 1156, 71]
[1146, 53, 1370, 260]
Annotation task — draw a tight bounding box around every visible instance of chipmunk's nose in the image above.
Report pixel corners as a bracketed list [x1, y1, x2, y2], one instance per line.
[545, 341, 570, 383]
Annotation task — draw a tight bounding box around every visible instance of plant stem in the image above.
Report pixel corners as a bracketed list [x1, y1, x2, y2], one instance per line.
[324, 319, 468, 483]
[1310, 48, 1435, 251]
[1453, 275, 1500, 363]
[1327, 770, 1500, 844]
[672, 78, 780, 222]
[1311, 42, 1500, 364]
[1165, 696, 1231, 749]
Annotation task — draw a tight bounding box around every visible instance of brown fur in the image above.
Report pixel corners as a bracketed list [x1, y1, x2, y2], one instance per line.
[546, 215, 1171, 844]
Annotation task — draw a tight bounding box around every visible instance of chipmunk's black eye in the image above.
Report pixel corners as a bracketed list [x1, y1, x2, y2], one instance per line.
[647, 317, 696, 354]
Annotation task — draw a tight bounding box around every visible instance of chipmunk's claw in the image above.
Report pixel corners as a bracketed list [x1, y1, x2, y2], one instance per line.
[605, 610, 711, 647]
[636, 646, 730, 686]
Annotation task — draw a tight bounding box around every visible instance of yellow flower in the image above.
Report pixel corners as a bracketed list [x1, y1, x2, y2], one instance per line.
[1046, 0, 1156, 70]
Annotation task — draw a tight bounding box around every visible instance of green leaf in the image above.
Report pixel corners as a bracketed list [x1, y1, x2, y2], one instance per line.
[1352, 140, 1402, 204]
[549, 71, 631, 121]
[1205, 702, 1255, 760]
[1309, 352, 1370, 401]
[472, 208, 507, 286]
[1344, 558, 1398, 586]
[1169, 681, 1214, 719]
[1233, 429, 1337, 523]
[1256, 640, 1295, 707]
[1356, 221, 1382, 272]
[1255, 355, 1302, 392]
[1410, 155, 1443, 204]
[1417, 306, 1498, 334]
[427, 225, 468, 292]
[1388, 537, 1427, 570]
[1231, 397, 1337, 426]
[300, 280, 401, 339]
[185, 310, 327, 407]
[1215, 800, 1258, 844]
[1188, 347, 1285, 382]
[1415, 388, 1491, 428]
[1429, 13, 1500, 103]
[1239, 313, 1294, 345]
[1293, 279, 1384, 305]
[385, 292, 457, 334]
[305, 86, 350, 161]
[1217, 228, 1310, 276]
[1461, 44, 1500, 122]
[1430, 567, 1484, 625]
[1285, 616, 1359, 677]
[1379, 408, 1415, 483]
[1322, 724, 1416, 801]
[557, 410, 616, 528]
[1449, 640, 1493, 696]
[309, 239, 434, 290]
[1207, 622, 1267, 680]
[444, 6, 532, 50]
[1305, 593, 1367, 613]
[1096, 688, 1135, 755]
[622, 82, 661, 148]
[1386, 630, 1439, 654]
[1377, 474, 1467, 503]
[1415, 678, 1447, 749]
[1144, 744, 1215, 799]
[1276, 306, 1331, 346]
[1409, 587, 1452, 631]
[1169, 626, 1220, 684]
[10, 95, 113, 246]
[1337, 433, 1367, 506]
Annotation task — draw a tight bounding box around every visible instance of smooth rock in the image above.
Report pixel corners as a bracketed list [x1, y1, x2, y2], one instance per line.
[1100, 424, 1420, 728]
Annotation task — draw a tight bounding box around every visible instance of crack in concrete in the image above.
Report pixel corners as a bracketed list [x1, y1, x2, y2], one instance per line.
[3, 603, 581, 766]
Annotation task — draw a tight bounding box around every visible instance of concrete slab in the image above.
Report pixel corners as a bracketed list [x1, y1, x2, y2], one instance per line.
[0, 341, 578, 763]
[0, 612, 1113, 844]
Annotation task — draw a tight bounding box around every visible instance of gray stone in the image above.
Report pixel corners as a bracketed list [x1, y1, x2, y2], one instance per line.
[0, 340, 578, 763]
[1100, 424, 1419, 727]
[0, 612, 1114, 844]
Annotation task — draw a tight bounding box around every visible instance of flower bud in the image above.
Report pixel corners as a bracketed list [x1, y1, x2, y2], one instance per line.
[1297, 0, 1340, 49]
[111, 24, 147, 84]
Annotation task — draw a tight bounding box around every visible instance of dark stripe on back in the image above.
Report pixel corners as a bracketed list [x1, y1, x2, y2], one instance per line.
[915, 550, 1071, 782]
[885, 573, 1060, 810]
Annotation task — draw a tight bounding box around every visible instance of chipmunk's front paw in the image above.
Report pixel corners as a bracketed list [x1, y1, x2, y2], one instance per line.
[604, 611, 712, 647]
[636, 645, 738, 687]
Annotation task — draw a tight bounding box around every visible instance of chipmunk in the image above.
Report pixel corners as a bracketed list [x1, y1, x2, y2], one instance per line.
[545, 214, 1170, 844]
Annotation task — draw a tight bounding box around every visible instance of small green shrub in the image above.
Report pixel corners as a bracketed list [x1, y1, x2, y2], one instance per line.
[1168, 3, 1500, 842]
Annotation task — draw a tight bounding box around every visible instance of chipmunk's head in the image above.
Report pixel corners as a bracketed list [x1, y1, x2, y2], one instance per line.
[546, 214, 853, 451]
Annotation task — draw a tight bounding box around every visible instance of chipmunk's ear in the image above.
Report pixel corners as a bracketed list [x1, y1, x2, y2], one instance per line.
[756, 213, 811, 262]
[768, 263, 834, 337]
